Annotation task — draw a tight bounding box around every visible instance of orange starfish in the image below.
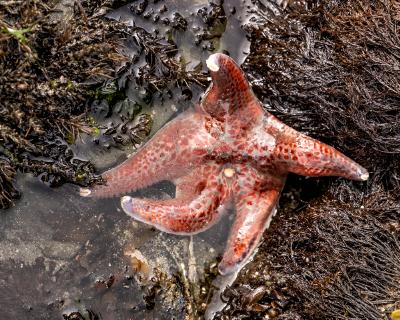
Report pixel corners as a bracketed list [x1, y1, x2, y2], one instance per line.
[81, 53, 368, 275]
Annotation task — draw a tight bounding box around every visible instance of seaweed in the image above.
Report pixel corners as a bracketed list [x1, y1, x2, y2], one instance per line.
[126, 28, 208, 92]
[216, 187, 400, 319]
[215, 0, 400, 319]
[0, 0, 133, 208]
[245, 0, 400, 191]
[0, 0, 213, 208]
[0, 157, 19, 208]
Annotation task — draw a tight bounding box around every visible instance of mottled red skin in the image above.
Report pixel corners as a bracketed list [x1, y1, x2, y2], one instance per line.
[84, 53, 368, 275]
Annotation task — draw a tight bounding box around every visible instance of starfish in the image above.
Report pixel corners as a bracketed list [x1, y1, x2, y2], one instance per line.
[81, 53, 368, 275]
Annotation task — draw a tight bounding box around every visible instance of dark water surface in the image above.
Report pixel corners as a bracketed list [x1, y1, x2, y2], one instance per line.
[0, 1, 257, 319]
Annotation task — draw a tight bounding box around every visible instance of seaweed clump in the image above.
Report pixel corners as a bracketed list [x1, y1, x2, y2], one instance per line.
[245, 0, 400, 190]
[216, 0, 400, 319]
[217, 186, 400, 319]
[0, 0, 136, 208]
[0, 0, 214, 208]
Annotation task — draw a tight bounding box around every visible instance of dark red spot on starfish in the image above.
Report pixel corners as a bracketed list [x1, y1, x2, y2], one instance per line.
[195, 181, 206, 194]
[234, 242, 247, 255]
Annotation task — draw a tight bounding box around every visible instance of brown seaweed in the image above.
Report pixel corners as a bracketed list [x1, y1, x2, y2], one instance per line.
[216, 0, 400, 319]
[245, 0, 400, 190]
[0, 0, 213, 209]
[0, 0, 131, 208]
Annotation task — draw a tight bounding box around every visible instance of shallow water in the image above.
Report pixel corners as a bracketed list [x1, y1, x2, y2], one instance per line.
[1, 173, 234, 319]
[0, 1, 261, 318]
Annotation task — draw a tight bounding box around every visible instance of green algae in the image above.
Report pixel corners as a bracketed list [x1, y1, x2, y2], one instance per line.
[2, 26, 32, 44]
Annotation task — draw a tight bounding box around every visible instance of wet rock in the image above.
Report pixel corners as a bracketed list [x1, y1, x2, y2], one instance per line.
[171, 12, 188, 31]
[0, 175, 191, 319]
[130, 0, 148, 15]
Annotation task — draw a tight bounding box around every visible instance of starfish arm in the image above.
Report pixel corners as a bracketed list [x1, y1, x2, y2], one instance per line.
[219, 186, 282, 275]
[266, 115, 369, 181]
[218, 165, 285, 275]
[202, 53, 264, 127]
[81, 110, 215, 198]
[120, 164, 229, 235]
